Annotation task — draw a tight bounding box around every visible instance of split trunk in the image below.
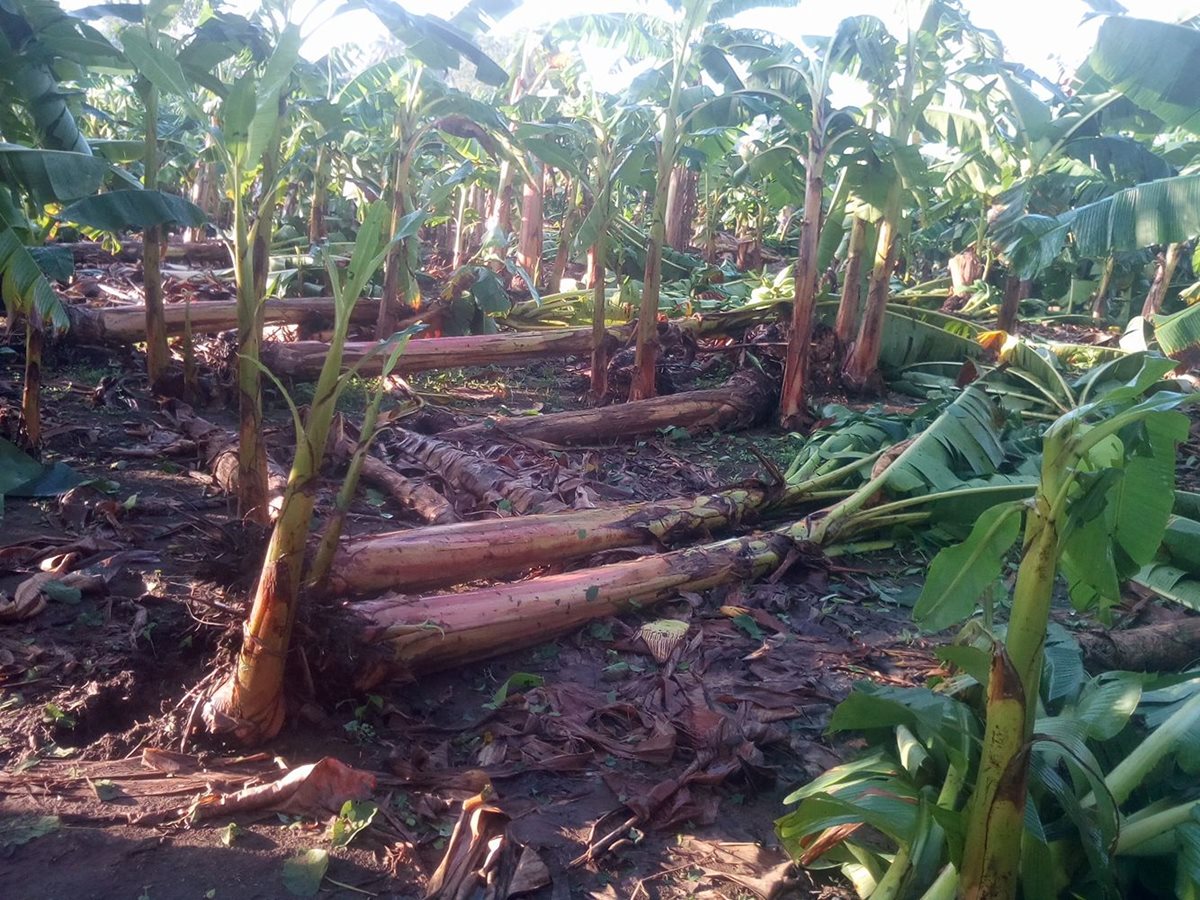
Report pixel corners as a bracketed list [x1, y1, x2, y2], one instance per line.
[1142, 242, 1182, 319]
[834, 217, 869, 347]
[843, 186, 901, 394]
[996, 275, 1031, 334]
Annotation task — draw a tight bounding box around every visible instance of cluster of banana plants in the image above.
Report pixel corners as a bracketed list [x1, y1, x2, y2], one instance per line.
[778, 354, 1200, 898]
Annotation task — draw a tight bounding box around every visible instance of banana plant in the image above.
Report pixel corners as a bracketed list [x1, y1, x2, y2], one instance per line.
[778, 656, 1200, 899]
[993, 15, 1200, 340]
[350, 0, 511, 338]
[516, 81, 653, 398]
[732, 16, 892, 426]
[839, 0, 977, 393]
[68, 0, 209, 390]
[1, 0, 203, 446]
[113, 12, 303, 522]
[625, 0, 710, 399]
[203, 200, 423, 744]
[780, 355, 1200, 899]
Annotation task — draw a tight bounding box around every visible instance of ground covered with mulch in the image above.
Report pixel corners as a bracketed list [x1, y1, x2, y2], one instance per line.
[0, 322, 951, 900]
[4, 257, 1189, 899]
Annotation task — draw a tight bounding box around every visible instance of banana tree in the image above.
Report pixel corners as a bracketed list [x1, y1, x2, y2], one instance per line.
[967, 12, 1199, 334]
[518, 88, 653, 399]
[840, 1, 964, 393]
[67, 0, 214, 392]
[204, 201, 423, 744]
[556, 0, 782, 398]
[1, 0, 203, 446]
[742, 17, 892, 427]
[938, 357, 1194, 898]
[626, 1, 711, 399]
[351, 0, 511, 338]
[778, 356, 1200, 899]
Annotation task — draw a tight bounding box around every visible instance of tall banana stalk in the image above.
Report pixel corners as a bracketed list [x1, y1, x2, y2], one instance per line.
[205, 202, 422, 743]
[630, 3, 706, 401]
[957, 360, 1197, 898]
[139, 75, 169, 392]
[779, 44, 841, 428]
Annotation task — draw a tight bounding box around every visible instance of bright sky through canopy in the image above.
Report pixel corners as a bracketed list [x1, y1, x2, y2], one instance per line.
[293, 0, 1199, 83]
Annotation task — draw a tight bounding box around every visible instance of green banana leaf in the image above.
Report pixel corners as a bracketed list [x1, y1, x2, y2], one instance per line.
[0, 144, 112, 204]
[1091, 17, 1200, 133]
[0, 218, 69, 330]
[59, 190, 206, 231]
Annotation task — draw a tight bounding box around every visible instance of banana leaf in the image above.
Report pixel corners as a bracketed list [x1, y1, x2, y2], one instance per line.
[59, 190, 206, 231]
[0, 144, 111, 204]
[1090, 17, 1200, 133]
[0, 218, 69, 330]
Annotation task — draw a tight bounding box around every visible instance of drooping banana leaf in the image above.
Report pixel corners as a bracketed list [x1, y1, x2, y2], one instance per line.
[350, 0, 509, 87]
[874, 306, 983, 372]
[0, 217, 69, 331]
[0, 437, 84, 516]
[1090, 17, 1200, 134]
[59, 190, 206, 231]
[1015, 172, 1200, 278]
[878, 383, 1007, 496]
[1132, 563, 1200, 613]
[1153, 302, 1200, 360]
[978, 329, 1075, 412]
[0, 144, 111, 204]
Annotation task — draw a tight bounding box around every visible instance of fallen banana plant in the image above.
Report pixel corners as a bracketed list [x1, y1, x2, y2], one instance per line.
[261, 325, 627, 379]
[341, 384, 1036, 680]
[329, 403, 948, 597]
[328, 415, 902, 600]
[64, 297, 378, 343]
[438, 367, 776, 445]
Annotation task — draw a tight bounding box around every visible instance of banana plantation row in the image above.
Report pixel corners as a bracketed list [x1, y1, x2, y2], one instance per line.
[3, 0, 1200, 898]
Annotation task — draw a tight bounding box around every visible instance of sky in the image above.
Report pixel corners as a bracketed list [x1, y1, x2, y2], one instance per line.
[56, 0, 1200, 87]
[291, 0, 1200, 84]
